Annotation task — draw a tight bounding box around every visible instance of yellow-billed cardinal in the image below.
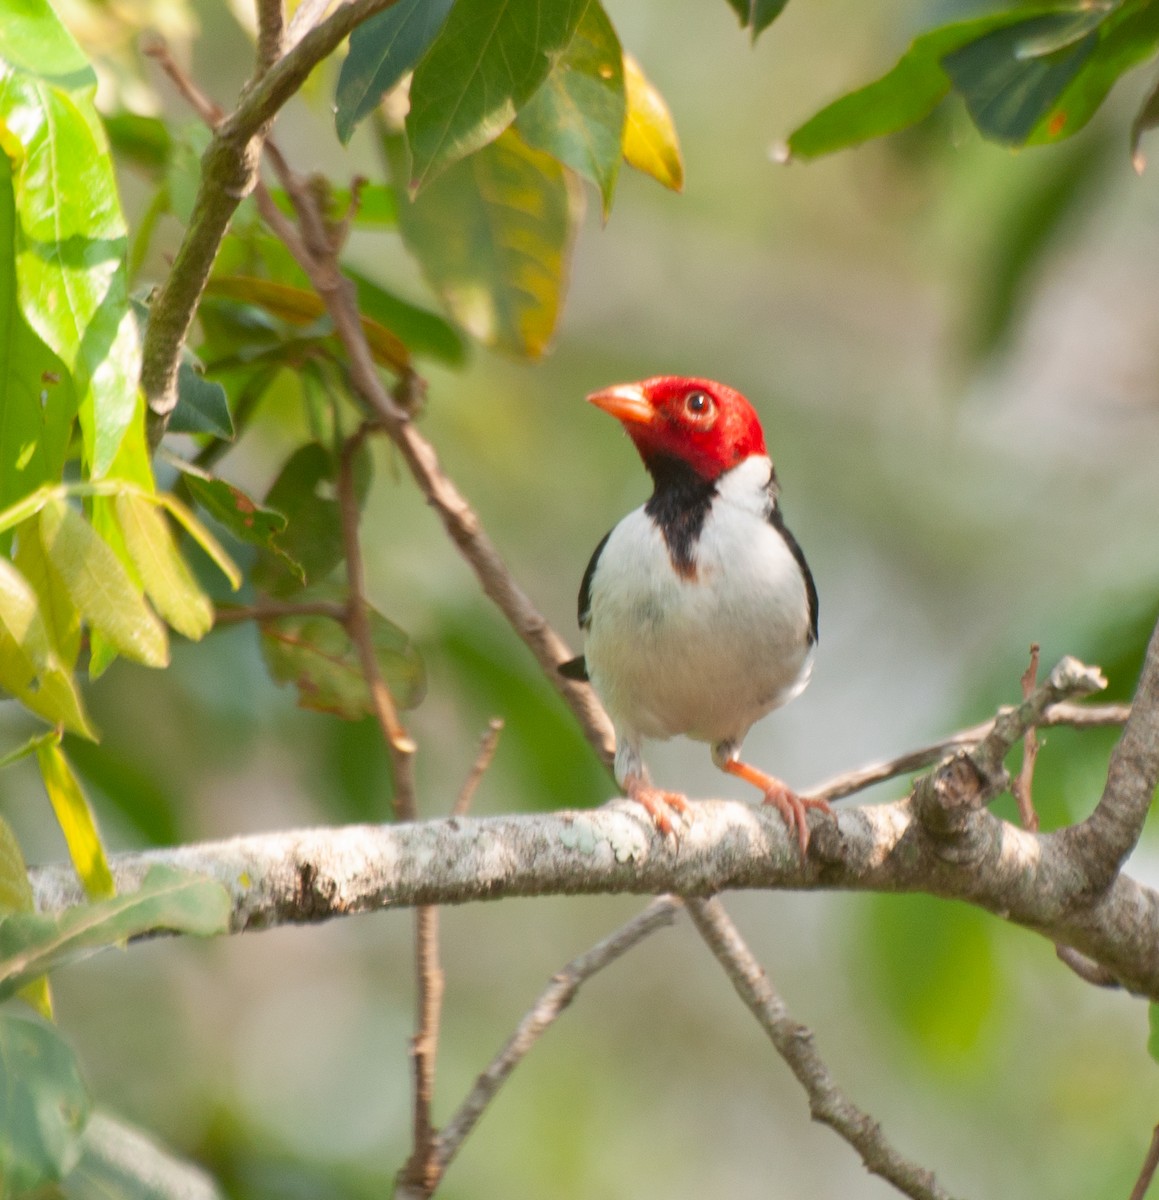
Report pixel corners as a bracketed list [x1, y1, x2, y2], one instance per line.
[562, 376, 833, 854]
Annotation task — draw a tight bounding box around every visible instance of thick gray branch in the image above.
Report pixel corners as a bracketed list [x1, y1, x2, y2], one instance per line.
[28, 794, 1159, 998]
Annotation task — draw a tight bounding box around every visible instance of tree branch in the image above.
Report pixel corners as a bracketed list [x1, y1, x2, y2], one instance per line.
[27, 792, 1159, 997]
[1062, 612, 1159, 889]
[805, 701, 1129, 804]
[141, 0, 405, 437]
[687, 897, 959, 1200]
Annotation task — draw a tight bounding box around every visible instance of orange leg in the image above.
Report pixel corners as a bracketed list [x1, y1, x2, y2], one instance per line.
[720, 758, 832, 856]
[623, 773, 692, 838]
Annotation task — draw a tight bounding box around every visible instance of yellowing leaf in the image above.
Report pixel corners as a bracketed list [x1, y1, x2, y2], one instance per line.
[39, 499, 169, 670]
[621, 54, 684, 192]
[15, 522, 81, 670]
[390, 128, 581, 359]
[0, 558, 94, 738]
[114, 493, 214, 640]
[0, 813, 53, 1019]
[36, 740, 114, 901]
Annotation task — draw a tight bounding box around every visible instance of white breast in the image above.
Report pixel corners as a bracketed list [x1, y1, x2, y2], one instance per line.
[584, 456, 814, 748]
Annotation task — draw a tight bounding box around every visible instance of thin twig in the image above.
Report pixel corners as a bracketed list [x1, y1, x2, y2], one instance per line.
[1054, 945, 1121, 989]
[400, 904, 444, 1196]
[804, 700, 1129, 804]
[1013, 644, 1041, 831]
[1130, 1124, 1159, 1200]
[686, 897, 960, 1200]
[455, 720, 504, 818]
[430, 897, 681, 1180]
[144, 39, 224, 126]
[214, 599, 348, 625]
[337, 423, 418, 813]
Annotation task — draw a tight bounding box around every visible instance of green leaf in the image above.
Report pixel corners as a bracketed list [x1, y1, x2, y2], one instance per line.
[174, 465, 292, 555]
[1026, 1, 1159, 146]
[335, 0, 456, 144]
[260, 602, 426, 718]
[114, 493, 214, 641]
[252, 442, 370, 594]
[204, 275, 410, 373]
[390, 127, 581, 358]
[15, 518, 82, 670]
[346, 268, 468, 366]
[780, 8, 1073, 160]
[37, 739, 115, 900]
[0, 1012, 90, 1193]
[0, 66, 143, 479]
[0, 557, 94, 737]
[621, 53, 684, 191]
[1148, 1001, 1159, 1064]
[168, 362, 234, 439]
[101, 111, 173, 175]
[941, 13, 1101, 145]
[39, 498, 170, 669]
[0, 0, 94, 88]
[0, 153, 78, 552]
[406, 0, 586, 191]
[517, 0, 626, 216]
[0, 865, 231, 1000]
[724, 0, 790, 41]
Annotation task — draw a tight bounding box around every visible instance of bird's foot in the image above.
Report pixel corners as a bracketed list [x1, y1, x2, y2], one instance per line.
[760, 781, 833, 858]
[720, 758, 832, 856]
[624, 777, 692, 838]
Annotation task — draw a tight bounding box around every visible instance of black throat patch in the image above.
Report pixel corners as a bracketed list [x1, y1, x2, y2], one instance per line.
[643, 454, 719, 580]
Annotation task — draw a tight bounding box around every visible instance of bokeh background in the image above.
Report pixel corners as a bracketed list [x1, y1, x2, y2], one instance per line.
[5, 0, 1159, 1195]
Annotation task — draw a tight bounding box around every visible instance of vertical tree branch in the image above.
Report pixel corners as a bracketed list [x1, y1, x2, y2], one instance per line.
[1013, 644, 1041, 831]
[686, 897, 961, 1200]
[1063, 612, 1159, 889]
[1130, 1123, 1159, 1200]
[338, 424, 417, 815]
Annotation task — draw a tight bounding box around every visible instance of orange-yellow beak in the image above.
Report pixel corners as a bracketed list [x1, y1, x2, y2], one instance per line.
[586, 382, 654, 426]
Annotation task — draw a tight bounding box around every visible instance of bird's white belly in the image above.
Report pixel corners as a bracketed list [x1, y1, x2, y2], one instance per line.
[585, 495, 813, 746]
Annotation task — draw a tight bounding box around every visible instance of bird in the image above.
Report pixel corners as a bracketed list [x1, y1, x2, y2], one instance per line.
[561, 375, 833, 855]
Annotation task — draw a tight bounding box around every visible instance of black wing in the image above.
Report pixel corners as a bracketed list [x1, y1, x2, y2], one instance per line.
[768, 506, 819, 646]
[559, 529, 612, 683]
[577, 528, 612, 630]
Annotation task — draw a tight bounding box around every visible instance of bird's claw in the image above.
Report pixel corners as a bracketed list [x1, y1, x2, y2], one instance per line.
[761, 783, 833, 858]
[625, 782, 692, 839]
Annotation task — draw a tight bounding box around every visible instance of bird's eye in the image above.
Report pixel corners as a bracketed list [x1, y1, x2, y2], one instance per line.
[685, 391, 711, 416]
